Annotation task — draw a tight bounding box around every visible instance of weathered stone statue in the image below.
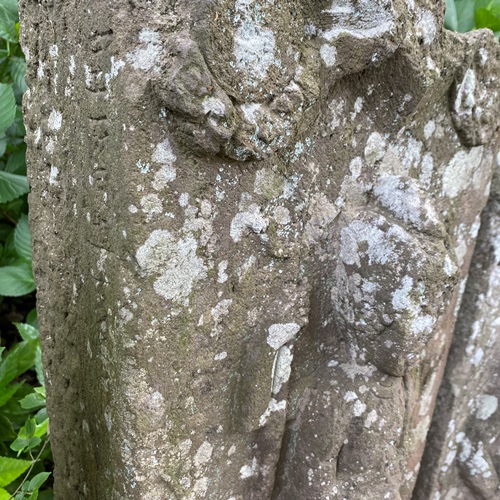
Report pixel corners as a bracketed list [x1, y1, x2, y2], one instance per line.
[20, 0, 500, 498]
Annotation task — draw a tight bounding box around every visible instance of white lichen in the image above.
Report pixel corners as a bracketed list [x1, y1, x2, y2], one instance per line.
[126, 29, 163, 73]
[48, 109, 62, 131]
[136, 230, 207, 305]
[272, 346, 293, 394]
[267, 323, 300, 350]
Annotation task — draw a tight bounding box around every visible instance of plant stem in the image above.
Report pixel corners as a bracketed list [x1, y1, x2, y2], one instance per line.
[8, 436, 50, 500]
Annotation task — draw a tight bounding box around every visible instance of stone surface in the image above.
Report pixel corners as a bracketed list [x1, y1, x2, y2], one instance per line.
[415, 165, 500, 499]
[19, 0, 500, 498]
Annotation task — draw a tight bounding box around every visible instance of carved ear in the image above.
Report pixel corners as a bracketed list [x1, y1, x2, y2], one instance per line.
[449, 31, 500, 147]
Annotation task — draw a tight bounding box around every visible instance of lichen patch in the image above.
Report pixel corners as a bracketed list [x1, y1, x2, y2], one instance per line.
[136, 230, 207, 305]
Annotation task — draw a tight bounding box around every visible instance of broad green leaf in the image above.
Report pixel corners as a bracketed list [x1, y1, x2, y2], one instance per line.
[0, 231, 18, 266]
[475, 0, 500, 14]
[0, 381, 23, 407]
[0, 170, 29, 204]
[28, 472, 50, 493]
[8, 56, 27, 94]
[445, 0, 458, 31]
[5, 145, 26, 174]
[19, 391, 45, 411]
[0, 456, 31, 487]
[0, 83, 15, 134]
[0, 5, 17, 43]
[0, 264, 35, 296]
[13, 214, 31, 262]
[5, 109, 26, 141]
[25, 417, 36, 438]
[0, 339, 38, 387]
[0, 487, 11, 500]
[11, 435, 40, 454]
[475, 8, 500, 30]
[0, 0, 19, 18]
[14, 323, 39, 342]
[34, 407, 47, 425]
[455, 0, 476, 31]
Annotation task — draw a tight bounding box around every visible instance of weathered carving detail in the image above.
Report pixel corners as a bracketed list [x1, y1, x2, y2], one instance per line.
[450, 31, 500, 147]
[333, 175, 458, 377]
[20, 0, 500, 498]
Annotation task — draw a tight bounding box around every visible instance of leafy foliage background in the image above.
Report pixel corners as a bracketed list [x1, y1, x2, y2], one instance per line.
[0, 1, 51, 498]
[445, 0, 500, 38]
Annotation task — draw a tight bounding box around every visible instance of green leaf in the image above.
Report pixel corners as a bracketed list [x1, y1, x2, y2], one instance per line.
[25, 309, 38, 328]
[455, 0, 476, 31]
[0, 83, 15, 134]
[28, 472, 50, 493]
[0, 5, 17, 43]
[0, 339, 38, 387]
[475, 8, 500, 30]
[0, 231, 18, 266]
[13, 214, 31, 262]
[0, 456, 31, 487]
[0, 135, 7, 157]
[25, 417, 36, 438]
[0, 0, 19, 19]
[445, 0, 458, 31]
[5, 108, 25, 142]
[11, 435, 40, 454]
[5, 145, 26, 174]
[8, 56, 27, 94]
[33, 418, 48, 438]
[34, 407, 47, 425]
[0, 263, 35, 296]
[0, 224, 12, 241]
[14, 323, 39, 342]
[0, 487, 12, 500]
[0, 170, 29, 204]
[0, 415, 16, 441]
[19, 391, 45, 411]
[0, 381, 23, 407]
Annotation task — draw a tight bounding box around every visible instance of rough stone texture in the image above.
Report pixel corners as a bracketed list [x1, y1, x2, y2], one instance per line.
[19, 0, 500, 499]
[415, 166, 500, 499]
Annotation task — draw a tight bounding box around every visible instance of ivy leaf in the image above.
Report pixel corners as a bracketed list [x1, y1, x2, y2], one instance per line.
[0, 83, 16, 135]
[0, 264, 35, 297]
[0, 456, 31, 487]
